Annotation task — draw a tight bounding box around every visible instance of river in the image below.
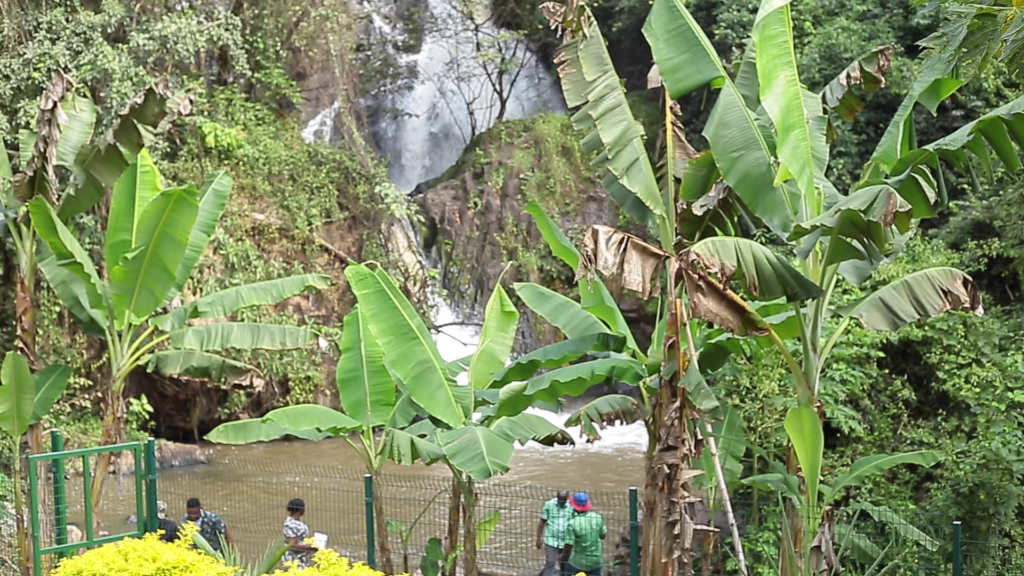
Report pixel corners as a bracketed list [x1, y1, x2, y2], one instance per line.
[57, 417, 646, 575]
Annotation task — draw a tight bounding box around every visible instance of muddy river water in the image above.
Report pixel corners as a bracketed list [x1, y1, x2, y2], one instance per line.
[59, 413, 648, 575]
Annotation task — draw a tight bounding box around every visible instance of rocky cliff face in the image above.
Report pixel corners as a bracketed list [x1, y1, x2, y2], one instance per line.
[415, 114, 657, 357]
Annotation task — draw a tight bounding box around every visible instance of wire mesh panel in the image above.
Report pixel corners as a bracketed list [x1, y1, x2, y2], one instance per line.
[1, 472, 18, 576]
[155, 456, 1015, 576]
[158, 456, 370, 561]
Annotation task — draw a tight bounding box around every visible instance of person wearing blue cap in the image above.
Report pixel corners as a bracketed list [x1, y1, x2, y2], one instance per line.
[560, 491, 608, 576]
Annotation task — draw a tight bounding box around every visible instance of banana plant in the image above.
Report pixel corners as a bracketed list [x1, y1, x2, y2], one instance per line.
[641, 0, 1024, 572]
[1, 74, 193, 460]
[0, 351, 72, 574]
[28, 149, 327, 512]
[207, 263, 572, 576]
[192, 531, 289, 575]
[541, 0, 1024, 573]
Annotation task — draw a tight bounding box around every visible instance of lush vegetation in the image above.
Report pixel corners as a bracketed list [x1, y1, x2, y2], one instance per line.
[0, 0, 1022, 574]
[47, 524, 397, 576]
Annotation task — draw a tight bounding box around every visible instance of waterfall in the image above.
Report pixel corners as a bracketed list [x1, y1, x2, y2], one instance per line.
[298, 0, 649, 450]
[367, 0, 565, 192]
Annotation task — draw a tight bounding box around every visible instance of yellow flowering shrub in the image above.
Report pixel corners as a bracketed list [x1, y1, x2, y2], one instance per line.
[269, 548, 409, 576]
[50, 524, 237, 576]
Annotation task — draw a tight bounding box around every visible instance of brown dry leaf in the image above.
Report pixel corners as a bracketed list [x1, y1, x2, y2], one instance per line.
[669, 100, 698, 165]
[15, 71, 74, 203]
[577, 224, 670, 299]
[680, 265, 769, 337]
[809, 507, 840, 576]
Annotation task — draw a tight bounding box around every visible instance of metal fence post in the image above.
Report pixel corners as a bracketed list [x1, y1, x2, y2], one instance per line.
[51, 429, 67, 559]
[952, 521, 962, 576]
[29, 452, 41, 576]
[365, 473, 376, 569]
[629, 487, 639, 576]
[145, 438, 159, 533]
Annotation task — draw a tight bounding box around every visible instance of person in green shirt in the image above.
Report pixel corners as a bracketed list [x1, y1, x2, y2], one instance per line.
[561, 492, 608, 576]
[537, 490, 572, 576]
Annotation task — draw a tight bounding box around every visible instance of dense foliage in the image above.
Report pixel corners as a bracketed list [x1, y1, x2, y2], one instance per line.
[0, 0, 1022, 571]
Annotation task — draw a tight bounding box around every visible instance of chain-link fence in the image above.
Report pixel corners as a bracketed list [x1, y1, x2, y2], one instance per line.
[152, 455, 1018, 576]
[1, 472, 18, 576]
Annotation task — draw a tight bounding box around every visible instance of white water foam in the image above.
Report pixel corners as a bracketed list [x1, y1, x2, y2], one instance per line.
[368, 0, 565, 192]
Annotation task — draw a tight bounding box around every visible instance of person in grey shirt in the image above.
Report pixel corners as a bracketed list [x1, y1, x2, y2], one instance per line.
[536, 490, 571, 576]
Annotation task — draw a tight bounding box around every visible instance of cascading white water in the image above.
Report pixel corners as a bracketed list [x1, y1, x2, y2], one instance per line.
[369, 0, 565, 192]
[300, 0, 644, 452]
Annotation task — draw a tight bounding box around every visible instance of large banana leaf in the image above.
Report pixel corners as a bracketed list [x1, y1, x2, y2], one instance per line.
[551, 1, 665, 224]
[31, 363, 72, 423]
[687, 236, 824, 301]
[490, 333, 627, 386]
[784, 406, 824, 507]
[386, 428, 445, 466]
[346, 264, 469, 428]
[645, 0, 800, 238]
[525, 357, 646, 396]
[109, 185, 199, 327]
[820, 46, 893, 122]
[469, 284, 519, 389]
[0, 351, 35, 437]
[59, 83, 195, 220]
[523, 200, 579, 270]
[514, 282, 610, 338]
[55, 96, 97, 169]
[436, 426, 514, 480]
[821, 451, 943, 505]
[156, 274, 331, 331]
[843, 267, 982, 331]
[917, 95, 1024, 176]
[104, 150, 162, 273]
[170, 170, 233, 299]
[523, 205, 639, 351]
[849, 503, 939, 551]
[262, 404, 362, 435]
[863, 58, 958, 178]
[337, 306, 395, 428]
[145, 350, 256, 381]
[496, 357, 646, 417]
[167, 323, 317, 351]
[753, 0, 818, 202]
[643, 0, 723, 98]
[489, 413, 574, 447]
[564, 394, 645, 441]
[387, 393, 424, 430]
[205, 418, 331, 445]
[28, 198, 108, 327]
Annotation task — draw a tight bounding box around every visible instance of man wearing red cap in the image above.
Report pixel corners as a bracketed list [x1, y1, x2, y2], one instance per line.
[560, 492, 608, 576]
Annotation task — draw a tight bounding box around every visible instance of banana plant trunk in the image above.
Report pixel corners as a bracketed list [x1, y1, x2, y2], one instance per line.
[17, 252, 52, 560]
[443, 475, 462, 576]
[462, 478, 478, 576]
[641, 295, 698, 576]
[373, 482, 395, 574]
[14, 446, 30, 576]
[781, 449, 805, 576]
[90, 376, 127, 511]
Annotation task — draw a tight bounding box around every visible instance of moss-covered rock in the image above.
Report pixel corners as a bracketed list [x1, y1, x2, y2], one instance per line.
[415, 113, 655, 353]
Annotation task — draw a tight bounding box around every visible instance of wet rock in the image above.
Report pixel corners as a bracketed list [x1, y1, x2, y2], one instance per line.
[112, 442, 209, 475]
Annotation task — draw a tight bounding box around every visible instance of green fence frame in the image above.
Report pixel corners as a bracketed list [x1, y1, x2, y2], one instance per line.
[27, 434, 160, 576]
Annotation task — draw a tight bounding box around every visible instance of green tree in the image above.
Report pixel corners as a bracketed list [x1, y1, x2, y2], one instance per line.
[0, 73, 192, 454]
[0, 351, 71, 575]
[207, 263, 571, 576]
[541, 0, 1024, 573]
[28, 149, 327, 510]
